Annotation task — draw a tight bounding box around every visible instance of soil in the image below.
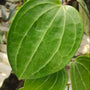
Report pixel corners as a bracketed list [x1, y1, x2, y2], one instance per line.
[0, 0, 6, 5]
[0, 73, 24, 90]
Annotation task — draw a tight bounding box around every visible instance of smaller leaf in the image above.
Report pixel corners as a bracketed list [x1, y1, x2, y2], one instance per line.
[7, 6, 16, 21]
[0, 35, 3, 44]
[23, 0, 27, 3]
[20, 69, 68, 90]
[70, 55, 90, 90]
[77, 0, 90, 18]
[1, 6, 7, 21]
[0, 31, 4, 44]
[79, 5, 90, 36]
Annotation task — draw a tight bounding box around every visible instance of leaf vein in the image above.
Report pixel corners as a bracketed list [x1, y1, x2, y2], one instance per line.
[48, 72, 58, 90]
[75, 63, 86, 90]
[35, 76, 50, 90]
[75, 61, 90, 74]
[14, 2, 58, 72]
[19, 6, 60, 78]
[30, 7, 66, 76]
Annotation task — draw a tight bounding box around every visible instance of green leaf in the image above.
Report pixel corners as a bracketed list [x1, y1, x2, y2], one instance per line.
[23, 0, 27, 3]
[0, 31, 4, 44]
[70, 55, 90, 90]
[77, 0, 90, 18]
[7, 0, 83, 79]
[79, 5, 90, 36]
[20, 69, 68, 90]
[1, 6, 7, 21]
[7, 7, 16, 21]
[0, 35, 3, 44]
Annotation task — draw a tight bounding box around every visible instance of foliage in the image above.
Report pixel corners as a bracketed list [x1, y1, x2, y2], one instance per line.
[7, 0, 89, 90]
[7, 0, 83, 79]
[23, 0, 27, 3]
[70, 55, 90, 90]
[79, 5, 90, 36]
[1, 6, 16, 22]
[77, 0, 90, 18]
[77, 0, 90, 36]
[20, 69, 68, 90]
[0, 31, 4, 44]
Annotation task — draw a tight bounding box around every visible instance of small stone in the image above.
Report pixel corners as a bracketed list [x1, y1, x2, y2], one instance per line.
[75, 34, 90, 56]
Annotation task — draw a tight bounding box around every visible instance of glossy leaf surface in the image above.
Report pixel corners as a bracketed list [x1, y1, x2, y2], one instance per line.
[7, 0, 83, 79]
[70, 55, 90, 90]
[20, 69, 68, 90]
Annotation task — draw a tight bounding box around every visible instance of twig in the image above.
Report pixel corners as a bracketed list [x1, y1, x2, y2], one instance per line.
[67, 82, 71, 90]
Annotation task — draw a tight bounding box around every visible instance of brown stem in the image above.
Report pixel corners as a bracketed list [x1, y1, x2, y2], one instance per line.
[67, 85, 69, 90]
[67, 82, 71, 90]
[65, 0, 67, 2]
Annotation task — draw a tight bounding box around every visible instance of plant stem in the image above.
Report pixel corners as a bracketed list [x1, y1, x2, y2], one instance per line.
[67, 82, 71, 90]
[67, 85, 69, 90]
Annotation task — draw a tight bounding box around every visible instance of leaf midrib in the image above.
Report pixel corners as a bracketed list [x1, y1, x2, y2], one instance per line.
[13, 2, 59, 72]
[19, 6, 62, 79]
[14, 5, 58, 73]
[30, 7, 66, 77]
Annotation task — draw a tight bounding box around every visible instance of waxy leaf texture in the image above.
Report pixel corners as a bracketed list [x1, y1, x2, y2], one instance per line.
[7, 0, 83, 79]
[20, 69, 68, 90]
[70, 55, 90, 90]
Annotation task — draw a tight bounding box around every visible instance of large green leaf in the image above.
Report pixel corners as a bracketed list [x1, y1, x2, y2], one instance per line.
[7, 0, 83, 79]
[70, 55, 90, 90]
[20, 69, 68, 90]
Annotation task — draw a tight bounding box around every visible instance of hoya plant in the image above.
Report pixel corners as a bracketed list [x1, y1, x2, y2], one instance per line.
[7, 0, 90, 90]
